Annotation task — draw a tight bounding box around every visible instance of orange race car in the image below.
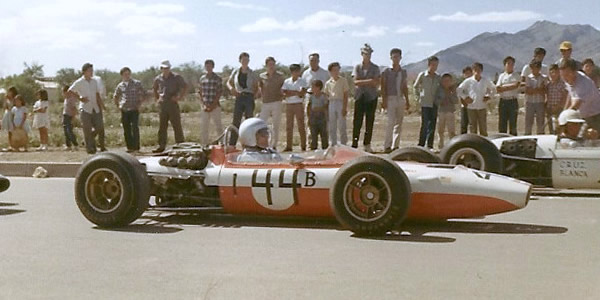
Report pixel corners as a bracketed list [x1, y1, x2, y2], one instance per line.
[75, 129, 532, 236]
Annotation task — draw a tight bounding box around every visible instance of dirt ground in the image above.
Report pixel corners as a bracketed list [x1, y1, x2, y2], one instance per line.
[0, 108, 541, 163]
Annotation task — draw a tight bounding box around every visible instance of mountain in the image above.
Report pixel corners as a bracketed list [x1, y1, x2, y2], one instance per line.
[405, 20, 600, 77]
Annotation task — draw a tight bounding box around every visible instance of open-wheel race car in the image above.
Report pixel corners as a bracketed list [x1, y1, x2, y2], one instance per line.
[75, 128, 532, 236]
[392, 133, 600, 189]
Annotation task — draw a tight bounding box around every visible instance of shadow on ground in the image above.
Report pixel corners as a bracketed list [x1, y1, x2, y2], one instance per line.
[0, 202, 25, 216]
[103, 211, 568, 243]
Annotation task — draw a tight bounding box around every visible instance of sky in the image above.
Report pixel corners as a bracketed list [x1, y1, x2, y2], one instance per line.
[1, 0, 600, 77]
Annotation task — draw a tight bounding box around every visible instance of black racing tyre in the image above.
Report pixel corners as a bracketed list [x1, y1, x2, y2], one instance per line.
[330, 156, 411, 236]
[0, 175, 9, 193]
[440, 134, 503, 173]
[388, 146, 441, 163]
[488, 133, 513, 140]
[75, 152, 150, 227]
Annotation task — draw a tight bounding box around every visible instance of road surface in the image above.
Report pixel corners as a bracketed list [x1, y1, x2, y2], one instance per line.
[0, 177, 598, 299]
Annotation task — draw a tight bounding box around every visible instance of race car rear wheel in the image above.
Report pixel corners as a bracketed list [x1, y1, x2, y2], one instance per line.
[488, 133, 513, 140]
[75, 152, 150, 227]
[330, 156, 411, 236]
[440, 134, 502, 173]
[388, 146, 441, 163]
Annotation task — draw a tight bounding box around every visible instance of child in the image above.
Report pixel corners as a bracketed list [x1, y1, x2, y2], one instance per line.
[32, 89, 50, 151]
[324, 62, 349, 146]
[525, 60, 549, 135]
[2, 86, 18, 151]
[282, 64, 308, 152]
[545, 64, 568, 134]
[11, 95, 30, 152]
[435, 74, 458, 148]
[307, 80, 329, 150]
[62, 85, 79, 150]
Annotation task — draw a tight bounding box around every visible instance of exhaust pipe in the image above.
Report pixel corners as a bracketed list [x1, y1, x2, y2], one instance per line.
[0, 175, 10, 193]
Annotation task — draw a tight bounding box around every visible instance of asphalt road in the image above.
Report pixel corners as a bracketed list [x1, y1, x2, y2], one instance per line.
[0, 177, 598, 300]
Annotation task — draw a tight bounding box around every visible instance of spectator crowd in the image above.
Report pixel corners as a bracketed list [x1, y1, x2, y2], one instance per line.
[2, 40, 600, 155]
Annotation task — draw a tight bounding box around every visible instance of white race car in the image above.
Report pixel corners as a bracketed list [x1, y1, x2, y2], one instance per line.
[422, 133, 600, 189]
[75, 129, 532, 236]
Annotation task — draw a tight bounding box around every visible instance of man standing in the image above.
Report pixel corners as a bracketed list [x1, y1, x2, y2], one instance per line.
[496, 56, 521, 136]
[459, 66, 473, 134]
[198, 59, 223, 145]
[351, 44, 380, 153]
[457, 62, 497, 136]
[324, 62, 349, 146]
[521, 47, 548, 81]
[302, 53, 330, 89]
[113, 67, 147, 153]
[556, 41, 582, 71]
[258, 57, 285, 149]
[69, 62, 106, 154]
[152, 60, 188, 153]
[381, 48, 409, 153]
[413, 56, 440, 148]
[227, 52, 259, 146]
[560, 59, 600, 132]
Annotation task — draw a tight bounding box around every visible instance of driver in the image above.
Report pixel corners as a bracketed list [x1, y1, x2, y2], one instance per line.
[237, 118, 283, 162]
[557, 109, 587, 147]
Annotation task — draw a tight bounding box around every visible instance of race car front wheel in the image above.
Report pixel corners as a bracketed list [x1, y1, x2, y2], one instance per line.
[75, 152, 150, 227]
[330, 156, 411, 236]
[440, 134, 503, 173]
[388, 146, 441, 163]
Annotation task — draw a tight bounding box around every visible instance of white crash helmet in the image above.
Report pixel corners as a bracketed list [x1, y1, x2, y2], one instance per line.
[238, 118, 269, 147]
[558, 109, 582, 126]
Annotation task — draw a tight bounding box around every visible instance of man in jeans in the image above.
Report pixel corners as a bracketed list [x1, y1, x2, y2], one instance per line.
[496, 56, 521, 136]
[259, 56, 285, 149]
[198, 59, 223, 145]
[351, 44, 380, 153]
[413, 56, 440, 148]
[227, 52, 259, 146]
[69, 62, 106, 154]
[114, 67, 147, 153]
[152, 60, 188, 153]
[381, 48, 409, 153]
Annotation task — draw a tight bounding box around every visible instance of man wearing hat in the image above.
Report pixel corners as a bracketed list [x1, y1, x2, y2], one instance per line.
[556, 41, 582, 71]
[351, 43, 380, 153]
[69, 62, 106, 154]
[560, 58, 600, 133]
[152, 60, 188, 153]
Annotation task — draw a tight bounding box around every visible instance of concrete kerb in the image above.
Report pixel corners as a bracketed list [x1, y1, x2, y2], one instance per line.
[0, 161, 81, 178]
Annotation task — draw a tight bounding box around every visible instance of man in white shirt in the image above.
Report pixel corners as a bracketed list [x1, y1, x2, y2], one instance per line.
[69, 62, 106, 154]
[457, 62, 497, 136]
[496, 56, 521, 136]
[521, 47, 548, 81]
[302, 53, 330, 90]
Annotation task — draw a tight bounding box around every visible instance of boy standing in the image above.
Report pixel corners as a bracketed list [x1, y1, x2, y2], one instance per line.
[258, 57, 285, 149]
[496, 56, 521, 136]
[381, 48, 409, 153]
[457, 62, 496, 136]
[62, 86, 79, 150]
[524, 61, 549, 135]
[435, 74, 457, 148]
[307, 80, 329, 150]
[282, 64, 308, 152]
[413, 56, 440, 148]
[324, 62, 349, 146]
[545, 64, 568, 134]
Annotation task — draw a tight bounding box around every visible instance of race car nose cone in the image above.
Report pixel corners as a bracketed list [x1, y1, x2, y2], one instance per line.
[0, 176, 10, 193]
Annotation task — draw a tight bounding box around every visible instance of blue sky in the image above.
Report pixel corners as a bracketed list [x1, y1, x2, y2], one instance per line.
[1, 0, 599, 77]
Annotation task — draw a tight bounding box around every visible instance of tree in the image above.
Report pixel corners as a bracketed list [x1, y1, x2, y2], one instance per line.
[23, 62, 44, 78]
[0, 62, 44, 104]
[172, 61, 204, 93]
[55, 68, 81, 88]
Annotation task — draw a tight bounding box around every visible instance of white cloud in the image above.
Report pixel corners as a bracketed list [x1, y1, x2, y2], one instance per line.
[351, 25, 388, 37]
[240, 10, 364, 32]
[396, 25, 421, 34]
[415, 41, 435, 47]
[216, 1, 268, 11]
[117, 15, 195, 36]
[429, 10, 542, 23]
[263, 38, 295, 46]
[136, 40, 179, 51]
